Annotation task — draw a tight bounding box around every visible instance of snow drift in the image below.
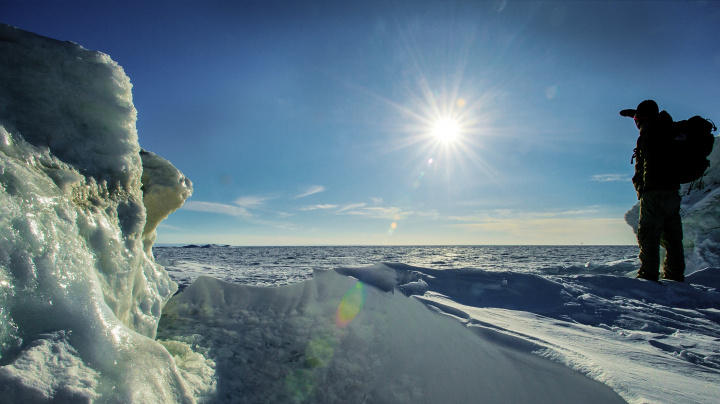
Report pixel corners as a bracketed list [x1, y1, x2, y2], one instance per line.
[159, 268, 625, 403]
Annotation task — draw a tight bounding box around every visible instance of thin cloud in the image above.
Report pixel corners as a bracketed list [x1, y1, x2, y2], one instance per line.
[295, 185, 326, 199]
[182, 201, 252, 218]
[234, 195, 271, 208]
[449, 209, 513, 222]
[591, 174, 630, 182]
[342, 206, 406, 219]
[157, 223, 184, 231]
[299, 204, 339, 211]
[450, 208, 601, 223]
[535, 209, 600, 217]
[334, 205, 436, 220]
[336, 202, 367, 213]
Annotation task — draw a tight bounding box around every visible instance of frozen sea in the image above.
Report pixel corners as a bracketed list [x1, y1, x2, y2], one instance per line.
[154, 244, 640, 289]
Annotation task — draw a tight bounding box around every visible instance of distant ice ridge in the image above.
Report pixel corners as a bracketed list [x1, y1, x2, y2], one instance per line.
[625, 132, 720, 272]
[0, 25, 203, 402]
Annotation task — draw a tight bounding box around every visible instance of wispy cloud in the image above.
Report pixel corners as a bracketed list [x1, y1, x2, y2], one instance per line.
[182, 201, 252, 218]
[534, 208, 600, 217]
[157, 223, 184, 231]
[449, 208, 606, 225]
[295, 185, 326, 199]
[591, 174, 630, 182]
[334, 204, 441, 221]
[234, 195, 272, 208]
[336, 202, 367, 213]
[299, 204, 339, 211]
[341, 206, 405, 219]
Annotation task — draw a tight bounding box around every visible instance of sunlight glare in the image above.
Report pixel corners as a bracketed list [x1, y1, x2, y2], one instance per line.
[432, 117, 460, 143]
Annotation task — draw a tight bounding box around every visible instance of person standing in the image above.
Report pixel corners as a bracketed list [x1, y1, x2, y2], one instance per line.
[620, 100, 685, 282]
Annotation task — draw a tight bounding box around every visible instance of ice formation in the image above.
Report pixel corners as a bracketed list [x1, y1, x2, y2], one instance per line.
[140, 150, 193, 255]
[0, 25, 202, 402]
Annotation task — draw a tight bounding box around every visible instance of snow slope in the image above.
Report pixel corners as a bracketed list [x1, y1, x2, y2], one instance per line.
[159, 269, 626, 403]
[410, 264, 720, 404]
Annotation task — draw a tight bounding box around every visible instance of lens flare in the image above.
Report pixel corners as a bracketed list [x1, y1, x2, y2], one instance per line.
[335, 281, 366, 328]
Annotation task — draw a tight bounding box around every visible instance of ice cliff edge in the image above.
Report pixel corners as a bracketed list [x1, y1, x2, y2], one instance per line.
[0, 24, 199, 402]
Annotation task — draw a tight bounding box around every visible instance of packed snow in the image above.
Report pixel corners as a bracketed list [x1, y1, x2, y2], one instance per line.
[1, 24, 719, 404]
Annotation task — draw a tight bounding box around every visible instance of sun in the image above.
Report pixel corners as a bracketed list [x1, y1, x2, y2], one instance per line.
[432, 117, 461, 143]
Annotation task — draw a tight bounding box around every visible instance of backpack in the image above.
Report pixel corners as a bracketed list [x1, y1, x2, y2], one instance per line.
[672, 116, 716, 184]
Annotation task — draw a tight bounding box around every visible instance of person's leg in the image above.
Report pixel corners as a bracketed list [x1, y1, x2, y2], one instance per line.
[637, 191, 663, 281]
[660, 191, 685, 281]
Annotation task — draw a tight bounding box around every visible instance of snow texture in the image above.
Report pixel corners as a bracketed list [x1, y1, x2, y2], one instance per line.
[157, 252, 720, 404]
[159, 270, 625, 403]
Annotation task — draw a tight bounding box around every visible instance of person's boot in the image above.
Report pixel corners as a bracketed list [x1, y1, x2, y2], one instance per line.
[636, 270, 660, 283]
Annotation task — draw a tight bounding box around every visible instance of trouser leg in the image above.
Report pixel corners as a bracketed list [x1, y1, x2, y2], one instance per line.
[637, 191, 663, 280]
[661, 192, 685, 281]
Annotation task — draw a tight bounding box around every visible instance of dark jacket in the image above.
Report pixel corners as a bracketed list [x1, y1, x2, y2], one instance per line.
[632, 110, 680, 197]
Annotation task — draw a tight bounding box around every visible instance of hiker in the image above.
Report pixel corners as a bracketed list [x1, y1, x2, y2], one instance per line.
[620, 100, 685, 282]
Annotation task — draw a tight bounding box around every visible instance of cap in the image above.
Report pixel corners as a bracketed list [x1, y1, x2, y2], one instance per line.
[620, 100, 659, 119]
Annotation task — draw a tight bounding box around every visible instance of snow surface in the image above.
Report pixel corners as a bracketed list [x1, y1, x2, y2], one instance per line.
[154, 250, 720, 404]
[1, 23, 719, 404]
[159, 269, 625, 403]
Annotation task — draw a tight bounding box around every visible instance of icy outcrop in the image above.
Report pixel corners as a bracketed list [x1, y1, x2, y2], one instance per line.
[680, 142, 720, 271]
[0, 25, 204, 402]
[625, 138, 720, 273]
[140, 150, 193, 255]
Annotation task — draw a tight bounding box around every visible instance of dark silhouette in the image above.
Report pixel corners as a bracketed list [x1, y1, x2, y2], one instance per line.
[621, 100, 685, 282]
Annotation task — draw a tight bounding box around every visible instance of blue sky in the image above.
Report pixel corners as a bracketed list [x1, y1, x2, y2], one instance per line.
[3, 1, 720, 245]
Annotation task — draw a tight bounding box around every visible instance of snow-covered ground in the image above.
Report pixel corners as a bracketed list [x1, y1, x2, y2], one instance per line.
[153, 252, 720, 404]
[1, 24, 719, 404]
